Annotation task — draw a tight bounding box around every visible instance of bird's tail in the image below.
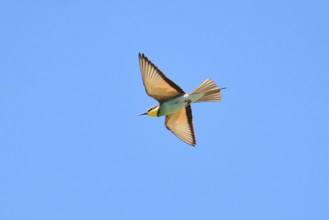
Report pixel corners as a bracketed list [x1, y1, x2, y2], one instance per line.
[191, 79, 226, 103]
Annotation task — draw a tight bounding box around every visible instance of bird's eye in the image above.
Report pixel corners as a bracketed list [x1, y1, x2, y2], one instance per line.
[148, 106, 157, 111]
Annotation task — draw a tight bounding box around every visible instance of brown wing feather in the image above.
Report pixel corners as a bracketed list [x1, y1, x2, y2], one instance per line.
[165, 106, 196, 146]
[139, 53, 184, 103]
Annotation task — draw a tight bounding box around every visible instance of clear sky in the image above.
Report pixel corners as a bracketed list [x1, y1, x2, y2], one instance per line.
[1, 0, 328, 219]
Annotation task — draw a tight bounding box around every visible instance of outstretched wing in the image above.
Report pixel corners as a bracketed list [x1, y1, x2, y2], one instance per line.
[165, 106, 196, 146]
[139, 53, 184, 103]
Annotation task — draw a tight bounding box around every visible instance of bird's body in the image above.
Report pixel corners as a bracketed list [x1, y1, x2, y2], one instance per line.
[139, 53, 225, 146]
[149, 93, 203, 117]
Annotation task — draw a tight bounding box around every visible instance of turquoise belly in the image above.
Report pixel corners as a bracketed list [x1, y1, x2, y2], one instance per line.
[158, 96, 188, 116]
[157, 94, 204, 117]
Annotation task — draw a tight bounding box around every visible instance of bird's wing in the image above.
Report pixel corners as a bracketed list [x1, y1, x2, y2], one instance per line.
[165, 106, 196, 146]
[139, 53, 185, 103]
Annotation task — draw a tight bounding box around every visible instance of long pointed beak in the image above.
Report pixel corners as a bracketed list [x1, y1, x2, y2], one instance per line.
[139, 112, 147, 116]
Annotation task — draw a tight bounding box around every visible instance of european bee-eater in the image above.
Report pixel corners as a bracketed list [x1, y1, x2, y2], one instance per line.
[139, 53, 225, 146]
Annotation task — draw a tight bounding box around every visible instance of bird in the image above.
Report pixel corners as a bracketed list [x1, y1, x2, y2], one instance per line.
[138, 53, 225, 146]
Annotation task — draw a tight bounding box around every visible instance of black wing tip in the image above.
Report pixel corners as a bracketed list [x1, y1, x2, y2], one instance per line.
[139, 52, 146, 59]
[139, 53, 151, 64]
[185, 106, 197, 147]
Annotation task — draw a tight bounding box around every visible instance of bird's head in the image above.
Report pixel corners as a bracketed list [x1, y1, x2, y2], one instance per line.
[139, 105, 160, 117]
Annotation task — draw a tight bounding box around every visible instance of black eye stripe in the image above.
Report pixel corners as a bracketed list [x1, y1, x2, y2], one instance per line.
[148, 106, 158, 111]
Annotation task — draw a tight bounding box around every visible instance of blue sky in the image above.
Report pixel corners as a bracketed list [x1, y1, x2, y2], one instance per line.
[1, 0, 328, 219]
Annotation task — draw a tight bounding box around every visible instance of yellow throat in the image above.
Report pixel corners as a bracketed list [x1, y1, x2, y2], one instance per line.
[147, 107, 159, 117]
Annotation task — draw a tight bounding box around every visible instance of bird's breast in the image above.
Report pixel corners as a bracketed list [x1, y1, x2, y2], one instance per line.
[158, 95, 191, 116]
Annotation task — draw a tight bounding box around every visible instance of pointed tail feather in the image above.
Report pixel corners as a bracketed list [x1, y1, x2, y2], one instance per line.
[191, 79, 226, 103]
